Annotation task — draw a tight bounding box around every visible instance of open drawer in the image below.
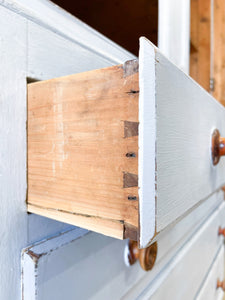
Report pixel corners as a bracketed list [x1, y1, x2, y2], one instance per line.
[27, 37, 225, 248]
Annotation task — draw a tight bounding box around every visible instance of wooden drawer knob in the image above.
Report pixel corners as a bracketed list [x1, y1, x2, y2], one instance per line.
[212, 129, 225, 165]
[218, 227, 225, 237]
[217, 279, 225, 291]
[125, 240, 158, 271]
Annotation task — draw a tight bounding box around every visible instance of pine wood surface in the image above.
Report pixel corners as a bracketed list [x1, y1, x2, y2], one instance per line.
[28, 62, 139, 239]
[190, 0, 211, 92]
[213, 0, 225, 105]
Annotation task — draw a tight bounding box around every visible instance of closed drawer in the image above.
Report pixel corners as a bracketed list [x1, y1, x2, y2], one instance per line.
[196, 245, 224, 300]
[27, 37, 225, 248]
[123, 201, 225, 299]
[22, 192, 225, 300]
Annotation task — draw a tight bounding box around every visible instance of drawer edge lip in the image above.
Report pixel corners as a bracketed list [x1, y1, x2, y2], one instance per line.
[27, 204, 124, 240]
[138, 37, 156, 248]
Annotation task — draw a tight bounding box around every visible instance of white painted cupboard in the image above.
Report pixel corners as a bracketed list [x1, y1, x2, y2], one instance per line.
[0, 0, 224, 299]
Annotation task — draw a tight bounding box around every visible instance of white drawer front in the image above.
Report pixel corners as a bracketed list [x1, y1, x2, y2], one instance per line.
[139, 38, 225, 247]
[125, 201, 225, 300]
[196, 245, 224, 300]
[22, 191, 224, 300]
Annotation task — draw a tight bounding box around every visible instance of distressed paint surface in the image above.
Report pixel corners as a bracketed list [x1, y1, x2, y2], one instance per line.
[22, 190, 224, 299]
[0, 6, 27, 299]
[26, 10, 135, 242]
[0, 0, 223, 299]
[0, 1, 135, 299]
[125, 201, 225, 299]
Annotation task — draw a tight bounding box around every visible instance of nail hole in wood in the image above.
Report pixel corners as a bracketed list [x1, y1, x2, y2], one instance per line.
[126, 152, 136, 157]
[127, 90, 139, 94]
[128, 196, 137, 201]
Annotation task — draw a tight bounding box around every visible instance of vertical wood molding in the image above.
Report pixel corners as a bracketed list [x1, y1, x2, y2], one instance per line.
[190, 0, 225, 103]
[190, 0, 211, 91]
[212, 0, 225, 105]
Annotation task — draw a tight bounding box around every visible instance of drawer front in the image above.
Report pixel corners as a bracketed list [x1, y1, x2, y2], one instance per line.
[139, 38, 225, 247]
[123, 201, 225, 299]
[27, 37, 225, 247]
[196, 245, 224, 300]
[22, 195, 225, 300]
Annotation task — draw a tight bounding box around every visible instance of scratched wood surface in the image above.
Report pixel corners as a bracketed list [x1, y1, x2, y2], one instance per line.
[28, 62, 139, 239]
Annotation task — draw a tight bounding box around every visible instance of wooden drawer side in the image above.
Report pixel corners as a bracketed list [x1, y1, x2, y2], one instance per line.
[27, 61, 139, 240]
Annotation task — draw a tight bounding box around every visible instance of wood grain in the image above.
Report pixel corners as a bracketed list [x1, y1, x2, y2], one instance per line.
[28, 62, 139, 240]
[28, 37, 225, 247]
[212, 0, 225, 105]
[28, 204, 124, 239]
[23, 190, 224, 300]
[190, 0, 211, 91]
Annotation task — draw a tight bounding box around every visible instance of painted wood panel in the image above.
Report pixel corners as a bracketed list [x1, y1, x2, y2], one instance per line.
[196, 245, 224, 300]
[0, 1, 136, 298]
[0, 6, 27, 299]
[26, 20, 135, 243]
[27, 37, 225, 247]
[22, 190, 224, 299]
[1, 0, 223, 299]
[150, 39, 225, 237]
[0, 0, 134, 65]
[124, 201, 225, 299]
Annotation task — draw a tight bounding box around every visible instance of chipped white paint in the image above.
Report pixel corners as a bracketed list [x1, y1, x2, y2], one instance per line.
[0, 1, 135, 299]
[124, 202, 225, 300]
[1, 0, 223, 299]
[22, 190, 224, 299]
[22, 227, 88, 300]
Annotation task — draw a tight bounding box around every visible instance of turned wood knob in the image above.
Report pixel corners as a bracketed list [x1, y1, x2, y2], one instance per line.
[218, 227, 225, 237]
[125, 240, 158, 271]
[217, 279, 225, 291]
[212, 129, 225, 165]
